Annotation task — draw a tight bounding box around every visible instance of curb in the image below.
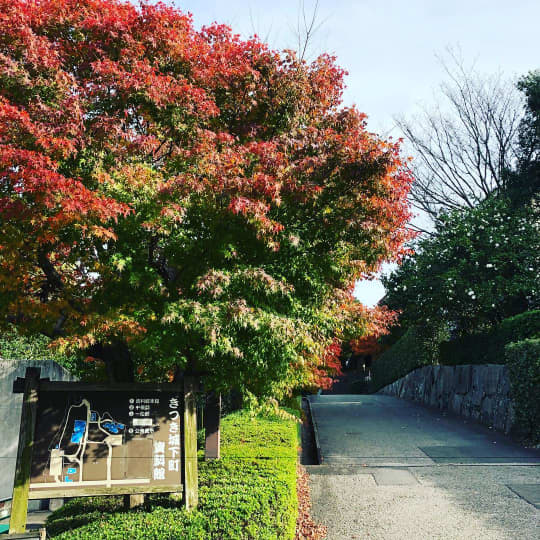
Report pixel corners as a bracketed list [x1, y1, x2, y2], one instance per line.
[304, 396, 323, 464]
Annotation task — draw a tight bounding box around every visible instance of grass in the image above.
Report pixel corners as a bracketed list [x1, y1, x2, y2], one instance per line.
[46, 409, 300, 539]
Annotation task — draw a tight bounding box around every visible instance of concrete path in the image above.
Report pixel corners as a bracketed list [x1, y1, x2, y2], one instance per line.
[307, 394, 540, 540]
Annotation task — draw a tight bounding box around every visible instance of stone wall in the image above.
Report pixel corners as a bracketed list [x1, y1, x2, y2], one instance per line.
[0, 359, 75, 506]
[378, 364, 515, 434]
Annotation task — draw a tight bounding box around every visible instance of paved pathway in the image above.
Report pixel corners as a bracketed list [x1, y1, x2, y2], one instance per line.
[307, 394, 540, 540]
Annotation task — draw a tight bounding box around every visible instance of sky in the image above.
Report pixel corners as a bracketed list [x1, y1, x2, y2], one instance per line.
[178, 0, 539, 306]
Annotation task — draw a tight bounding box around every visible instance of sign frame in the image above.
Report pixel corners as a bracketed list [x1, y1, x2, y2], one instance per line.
[9, 368, 198, 534]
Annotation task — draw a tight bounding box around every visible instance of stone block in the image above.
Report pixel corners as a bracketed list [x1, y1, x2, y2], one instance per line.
[505, 403, 516, 435]
[492, 399, 509, 432]
[378, 360, 518, 438]
[434, 374, 443, 399]
[472, 365, 489, 391]
[49, 498, 64, 511]
[399, 381, 407, 399]
[480, 396, 494, 424]
[455, 365, 472, 394]
[450, 393, 463, 415]
[428, 384, 439, 408]
[413, 377, 422, 400]
[423, 366, 433, 386]
[498, 368, 511, 396]
[424, 368, 435, 404]
[460, 396, 472, 418]
[470, 388, 484, 408]
[404, 385, 413, 400]
[423, 381, 433, 406]
[440, 366, 454, 396]
[484, 366, 501, 395]
[398, 379, 406, 396]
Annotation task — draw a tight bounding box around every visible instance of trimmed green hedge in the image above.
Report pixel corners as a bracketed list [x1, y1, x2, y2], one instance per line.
[439, 310, 540, 366]
[367, 326, 437, 392]
[506, 339, 540, 444]
[367, 310, 540, 393]
[46, 410, 299, 539]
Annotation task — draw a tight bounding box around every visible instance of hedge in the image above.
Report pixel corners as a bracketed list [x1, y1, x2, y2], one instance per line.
[506, 338, 540, 444]
[366, 310, 540, 393]
[46, 409, 299, 539]
[366, 326, 437, 392]
[439, 310, 540, 366]
[0, 325, 91, 378]
[0, 325, 66, 362]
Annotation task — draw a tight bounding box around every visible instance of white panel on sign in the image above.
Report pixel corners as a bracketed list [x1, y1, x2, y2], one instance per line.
[105, 434, 123, 446]
[132, 418, 153, 426]
[49, 449, 64, 476]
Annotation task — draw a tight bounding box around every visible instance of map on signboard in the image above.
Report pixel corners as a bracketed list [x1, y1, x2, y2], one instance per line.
[29, 389, 182, 495]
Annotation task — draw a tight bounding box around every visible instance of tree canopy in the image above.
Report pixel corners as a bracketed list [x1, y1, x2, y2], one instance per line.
[507, 70, 540, 205]
[382, 196, 539, 338]
[383, 69, 540, 345]
[0, 0, 412, 400]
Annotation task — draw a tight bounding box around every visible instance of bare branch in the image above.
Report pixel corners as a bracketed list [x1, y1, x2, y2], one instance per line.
[293, 0, 328, 61]
[395, 51, 523, 222]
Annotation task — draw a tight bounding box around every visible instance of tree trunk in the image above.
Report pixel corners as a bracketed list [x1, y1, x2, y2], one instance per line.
[87, 340, 135, 383]
[204, 392, 221, 460]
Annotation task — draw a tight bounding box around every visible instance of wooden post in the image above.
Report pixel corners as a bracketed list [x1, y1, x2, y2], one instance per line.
[204, 392, 221, 460]
[124, 494, 145, 509]
[183, 376, 198, 510]
[9, 367, 40, 535]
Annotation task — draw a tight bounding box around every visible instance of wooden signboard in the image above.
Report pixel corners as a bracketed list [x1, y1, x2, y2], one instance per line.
[9, 368, 198, 535]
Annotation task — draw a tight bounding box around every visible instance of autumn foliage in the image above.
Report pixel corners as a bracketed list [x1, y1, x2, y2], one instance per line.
[0, 0, 412, 399]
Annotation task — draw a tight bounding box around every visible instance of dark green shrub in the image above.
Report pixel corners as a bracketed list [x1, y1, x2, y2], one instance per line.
[369, 311, 540, 392]
[506, 339, 540, 444]
[439, 331, 498, 365]
[499, 310, 540, 341]
[368, 326, 437, 392]
[0, 326, 65, 361]
[439, 310, 540, 366]
[46, 410, 299, 539]
[0, 325, 93, 378]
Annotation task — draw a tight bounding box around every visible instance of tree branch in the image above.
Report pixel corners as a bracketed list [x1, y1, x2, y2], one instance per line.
[37, 246, 63, 302]
[148, 235, 179, 284]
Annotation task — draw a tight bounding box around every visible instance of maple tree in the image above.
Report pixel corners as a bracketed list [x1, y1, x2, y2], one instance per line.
[0, 0, 412, 400]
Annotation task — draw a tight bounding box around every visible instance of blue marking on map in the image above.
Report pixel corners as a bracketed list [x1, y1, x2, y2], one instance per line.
[90, 412, 97, 421]
[64, 476, 73, 482]
[70, 420, 86, 444]
[102, 421, 125, 434]
[67, 467, 77, 474]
